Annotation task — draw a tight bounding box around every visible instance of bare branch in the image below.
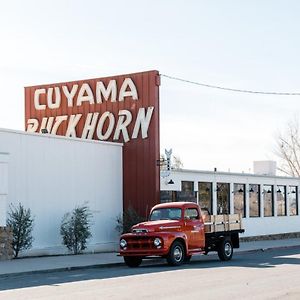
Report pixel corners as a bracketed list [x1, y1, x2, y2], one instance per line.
[274, 117, 300, 177]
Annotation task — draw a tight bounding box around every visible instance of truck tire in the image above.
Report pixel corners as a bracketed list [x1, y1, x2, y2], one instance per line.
[184, 255, 192, 263]
[167, 241, 185, 266]
[217, 238, 233, 261]
[124, 256, 142, 267]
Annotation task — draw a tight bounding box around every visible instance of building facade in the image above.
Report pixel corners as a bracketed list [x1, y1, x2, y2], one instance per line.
[161, 169, 300, 237]
[0, 128, 123, 256]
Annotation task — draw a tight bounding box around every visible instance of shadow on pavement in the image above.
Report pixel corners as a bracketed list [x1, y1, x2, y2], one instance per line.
[1, 246, 300, 291]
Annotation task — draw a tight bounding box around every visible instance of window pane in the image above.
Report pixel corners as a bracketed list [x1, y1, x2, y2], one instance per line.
[277, 186, 286, 216]
[263, 185, 274, 217]
[182, 181, 194, 192]
[198, 182, 212, 215]
[150, 208, 182, 221]
[175, 191, 197, 203]
[249, 184, 260, 217]
[289, 186, 298, 216]
[175, 181, 196, 202]
[184, 208, 199, 220]
[233, 183, 245, 217]
[217, 183, 230, 214]
[160, 191, 176, 203]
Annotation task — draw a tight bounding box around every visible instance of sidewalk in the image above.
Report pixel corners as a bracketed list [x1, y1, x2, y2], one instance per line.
[1, 238, 300, 278]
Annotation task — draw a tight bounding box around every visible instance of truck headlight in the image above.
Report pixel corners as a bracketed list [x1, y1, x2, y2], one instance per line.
[154, 238, 162, 247]
[120, 239, 127, 248]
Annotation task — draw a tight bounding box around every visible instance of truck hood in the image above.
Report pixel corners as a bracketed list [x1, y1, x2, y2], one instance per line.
[131, 220, 182, 233]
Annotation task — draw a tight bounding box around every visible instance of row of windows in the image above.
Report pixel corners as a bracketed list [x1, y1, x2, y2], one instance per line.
[160, 181, 299, 218]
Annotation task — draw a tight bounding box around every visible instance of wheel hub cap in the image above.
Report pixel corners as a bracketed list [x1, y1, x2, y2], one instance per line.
[174, 246, 183, 261]
[224, 243, 232, 256]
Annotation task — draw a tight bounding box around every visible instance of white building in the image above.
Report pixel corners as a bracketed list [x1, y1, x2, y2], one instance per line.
[161, 168, 300, 237]
[0, 128, 123, 256]
[1, 127, 300, 256]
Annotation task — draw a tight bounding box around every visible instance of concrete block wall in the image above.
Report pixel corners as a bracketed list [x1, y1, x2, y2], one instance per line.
[0, 226, 13, 260]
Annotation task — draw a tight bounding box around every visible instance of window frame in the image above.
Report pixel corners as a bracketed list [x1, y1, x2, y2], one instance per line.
[233, 183, 246, 218]
[289, 186, 298, 216]
[263, 185, 274, 217]
[249, 184, 261, 218]
[276, 185, 287, 217]
[217, 182, 230, 215]
[198, 182, 213, 215]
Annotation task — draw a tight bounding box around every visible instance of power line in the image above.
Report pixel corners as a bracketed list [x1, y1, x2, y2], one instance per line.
[160, 74, 300, 96]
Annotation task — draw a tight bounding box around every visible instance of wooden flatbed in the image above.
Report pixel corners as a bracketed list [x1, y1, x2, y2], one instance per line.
[203, 214, 244, 252]
[204, 214, 243, 233]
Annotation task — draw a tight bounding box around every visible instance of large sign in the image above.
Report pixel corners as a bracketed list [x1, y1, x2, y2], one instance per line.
[25, 70, 160, 217]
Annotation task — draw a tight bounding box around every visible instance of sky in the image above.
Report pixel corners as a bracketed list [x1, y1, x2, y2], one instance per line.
[1, 0, 300, 173]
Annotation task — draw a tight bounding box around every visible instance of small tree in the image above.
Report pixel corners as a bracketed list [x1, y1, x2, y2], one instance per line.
[116, 207, 145, 234]
[172, 155, 183, 170]
[7, 203, 34, 258]
[160, 153, 184, 170]
[60, 205, 92, 255]
[275, 118, 300, 177]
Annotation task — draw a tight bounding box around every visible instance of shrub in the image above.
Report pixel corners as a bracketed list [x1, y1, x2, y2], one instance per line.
[116, 207, 145, 234]
[60, 205, 92, 255]
[7, 203, 34, 258]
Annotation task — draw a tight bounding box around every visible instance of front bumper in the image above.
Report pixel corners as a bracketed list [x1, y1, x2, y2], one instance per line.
[119, 248, 169, 257]
[119, 233, 169, 257]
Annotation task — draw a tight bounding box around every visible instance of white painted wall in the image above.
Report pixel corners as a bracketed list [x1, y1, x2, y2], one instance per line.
[0, 128, 123, 256]
[161, 169, 300, 238]
[0, 153, 8, 226]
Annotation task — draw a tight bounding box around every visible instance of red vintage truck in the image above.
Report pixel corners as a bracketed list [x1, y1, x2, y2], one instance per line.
[119, 202, 244, 267]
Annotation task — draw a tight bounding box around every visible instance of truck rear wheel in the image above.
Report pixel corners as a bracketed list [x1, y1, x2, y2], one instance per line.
[124, 256, 142, 267]
[218, 238, 233, 261]
[167, 241, 185, 266]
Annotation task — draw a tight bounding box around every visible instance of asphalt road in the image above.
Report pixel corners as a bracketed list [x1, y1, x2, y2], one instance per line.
[1, 247, 300, 300]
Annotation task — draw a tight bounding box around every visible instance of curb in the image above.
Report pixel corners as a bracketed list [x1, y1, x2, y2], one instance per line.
[1, 244, 300, 279]
[0, 261, 125, 280]
[236, 244, 300, 254]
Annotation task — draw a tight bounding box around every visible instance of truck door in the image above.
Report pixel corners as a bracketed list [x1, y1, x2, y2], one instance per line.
[184, 208, 205, 250]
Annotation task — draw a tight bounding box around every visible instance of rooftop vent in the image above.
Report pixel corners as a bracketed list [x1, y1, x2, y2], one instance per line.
[253, 161, 276, 176]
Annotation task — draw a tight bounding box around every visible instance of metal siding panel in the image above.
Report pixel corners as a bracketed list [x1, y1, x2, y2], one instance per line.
[60, 81, 67, 135]
[143, 73, 152, 216]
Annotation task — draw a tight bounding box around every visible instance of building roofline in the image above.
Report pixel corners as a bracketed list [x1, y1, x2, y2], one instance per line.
[171, 168, 299, 181]
[24, 70, 159, 88]
[0, 127, 123, 147]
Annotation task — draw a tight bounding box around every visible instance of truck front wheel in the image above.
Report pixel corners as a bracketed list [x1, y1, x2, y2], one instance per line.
[184, 255, 192, 263]
[218, 238, 233, 261]
[124, 256, 142, 267]
[167, 241, 185, 266]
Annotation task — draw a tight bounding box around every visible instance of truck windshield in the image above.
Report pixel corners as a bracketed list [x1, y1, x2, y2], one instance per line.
[149, 208, 182, 221]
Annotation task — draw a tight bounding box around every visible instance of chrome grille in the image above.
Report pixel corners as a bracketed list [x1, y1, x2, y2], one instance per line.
[126, 236, 156, 250]
[132, 228, 148, 233]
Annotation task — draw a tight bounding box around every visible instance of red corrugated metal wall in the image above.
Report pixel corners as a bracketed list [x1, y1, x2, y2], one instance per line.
[24, 70, 160, 218]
